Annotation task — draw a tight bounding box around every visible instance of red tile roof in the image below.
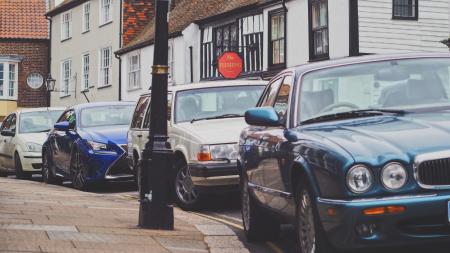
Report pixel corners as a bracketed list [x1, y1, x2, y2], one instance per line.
[0, 0, 49, 39]
[116, 0, 266, 55]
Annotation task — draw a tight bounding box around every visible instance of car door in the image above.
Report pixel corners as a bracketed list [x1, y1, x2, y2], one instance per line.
[0, 114, 13, 170]
[246, 75, 294, 213]
[52, 110, 77, 174]
[130, 95, 150, 163]
[2, 113, 17, 169]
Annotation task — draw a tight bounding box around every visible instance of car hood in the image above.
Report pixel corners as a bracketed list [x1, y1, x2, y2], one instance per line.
[80, 125, 128, 145]
[18, 132, 48, 145]
[304, 112, 450, 165]
[175, 117, 246, 144]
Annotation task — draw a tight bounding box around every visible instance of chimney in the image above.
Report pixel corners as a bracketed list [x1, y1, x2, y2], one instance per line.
[122, 0, 155, 46]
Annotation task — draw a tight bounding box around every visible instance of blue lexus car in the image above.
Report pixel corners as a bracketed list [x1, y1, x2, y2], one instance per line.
[42, 102, 135, 190]
[239, 53, 450, 252]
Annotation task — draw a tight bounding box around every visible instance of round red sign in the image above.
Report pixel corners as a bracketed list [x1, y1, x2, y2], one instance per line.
[218, 52, 243, 79]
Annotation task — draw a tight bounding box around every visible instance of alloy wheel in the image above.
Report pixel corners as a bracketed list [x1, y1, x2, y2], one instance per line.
[298, 189, 316, 253]
[72, 151, 86, 190]
[175, 165, 198, 205]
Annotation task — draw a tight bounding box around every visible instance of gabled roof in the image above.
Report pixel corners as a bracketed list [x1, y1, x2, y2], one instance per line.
[116, 0, 271, 55]
[0, 0, 49, 40]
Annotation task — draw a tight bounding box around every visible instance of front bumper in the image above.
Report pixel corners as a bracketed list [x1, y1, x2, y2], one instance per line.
[189, 162, 239, 190]
[317, 193, 450, 250]
[20, 152, 43, 172]
[83, 149, 133, 182]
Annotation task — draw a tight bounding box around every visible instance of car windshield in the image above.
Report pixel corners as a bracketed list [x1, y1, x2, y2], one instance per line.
[175, 85, 265, 123]
[81, 105, 134, 128]
[299, 58, 450, 122]
[19, 110, 64, 133]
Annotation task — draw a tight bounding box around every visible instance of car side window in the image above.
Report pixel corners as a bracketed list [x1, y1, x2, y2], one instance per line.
[143, 93, 173, 129]
[131, 96, 150, 129]
[58, 110, 76, 129]
[9, 114, 16, 133]
[273, 76, 292, 124]
[1, 114, 13, 131]
[260, 78, 283, 107]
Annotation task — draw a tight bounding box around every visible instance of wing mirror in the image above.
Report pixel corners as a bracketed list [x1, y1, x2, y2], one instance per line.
[245, 107, 281, 127]
[54, 121, 70, 131]
[0, 129, 15, 137]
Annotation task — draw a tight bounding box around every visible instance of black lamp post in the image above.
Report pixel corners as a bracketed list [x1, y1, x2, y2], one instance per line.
[138, 0, 174, 230]
[45, 73, 56, 107]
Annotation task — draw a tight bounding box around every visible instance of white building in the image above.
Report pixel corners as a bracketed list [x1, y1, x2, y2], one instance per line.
[116, 0, 450, 102]
[46, 0, 122, 106]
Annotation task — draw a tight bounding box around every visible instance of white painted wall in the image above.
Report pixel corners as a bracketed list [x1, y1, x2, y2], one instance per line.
[328, 0, 350, 58]
[359, 0, 450, 54]
[285, 0, 310, 67]
[50, 0, 121, 107]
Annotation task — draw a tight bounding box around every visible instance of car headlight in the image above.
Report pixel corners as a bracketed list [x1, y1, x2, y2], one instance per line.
[87, 141, 108, 151]
[381, 162, 407, 190]
[25, 142, 42, 153]
[197, 144, 238, 161]
[346, 165, 373, 194]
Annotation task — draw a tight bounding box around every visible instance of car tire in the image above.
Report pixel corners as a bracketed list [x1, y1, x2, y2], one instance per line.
[71, 148, 90, 191]
[42, 149, 63, 185]
[15, 153, 31, 180]
[295, 178, 334, 253]
[0, 170, 8, 177]
[174, 159, 200, 210]
[241, 174, 280, 242]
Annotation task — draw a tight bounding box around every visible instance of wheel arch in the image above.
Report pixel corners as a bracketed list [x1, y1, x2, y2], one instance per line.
[291, 157, 321, 199]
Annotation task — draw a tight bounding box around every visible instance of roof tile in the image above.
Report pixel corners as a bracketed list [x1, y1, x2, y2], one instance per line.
[0, 0, 49, 39]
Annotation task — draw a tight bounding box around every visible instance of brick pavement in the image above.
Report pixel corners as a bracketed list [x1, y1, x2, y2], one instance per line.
[0, 177, 249, 253]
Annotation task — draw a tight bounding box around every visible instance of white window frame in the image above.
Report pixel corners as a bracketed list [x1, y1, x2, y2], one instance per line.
[61, 59, 72, 97]
[0, 63, 4, 98]
[168, 44, 174, 83]
[100, 0, 112, 26]
[82, 2, 91, 33]
[0, 60, 19, 100]
[128, 53, 141, 90]
[61, 11, 72, 41]
[99, 47, 112, 87]
[81, 53, 90, 91]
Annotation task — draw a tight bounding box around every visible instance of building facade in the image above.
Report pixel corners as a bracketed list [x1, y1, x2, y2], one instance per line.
[116, 0, 450, 102]
[0, 0, 50, 121]
[46, 0, 121, 107]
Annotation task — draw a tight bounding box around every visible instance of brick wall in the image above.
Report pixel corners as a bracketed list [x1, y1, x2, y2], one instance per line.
[0, 39, 49, 108]
[122, 0, 154, 46]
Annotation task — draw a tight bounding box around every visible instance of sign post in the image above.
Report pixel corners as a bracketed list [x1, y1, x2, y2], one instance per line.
[218, 52, 243, 79]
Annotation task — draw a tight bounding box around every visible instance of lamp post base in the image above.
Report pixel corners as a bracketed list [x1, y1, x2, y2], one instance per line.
[139, 201, 174, 230]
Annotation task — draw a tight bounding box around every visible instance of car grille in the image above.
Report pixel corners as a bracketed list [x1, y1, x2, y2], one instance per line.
[105, 154, 133, 178]
[417, 157, 450, 187]
[120, 144, 128, 152]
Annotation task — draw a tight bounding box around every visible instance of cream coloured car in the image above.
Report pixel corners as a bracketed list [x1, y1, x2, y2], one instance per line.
[128, 80, 266, 209]
[0, 108, 65, 179]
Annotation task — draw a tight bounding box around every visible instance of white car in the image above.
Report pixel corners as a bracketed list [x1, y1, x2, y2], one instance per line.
[0, 108, 65, 179]
[128, 80, 266, 209]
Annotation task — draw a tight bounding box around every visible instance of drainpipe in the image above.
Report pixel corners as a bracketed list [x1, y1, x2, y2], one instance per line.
[45, 15, 52, 107]
[116, 0, 124, 101]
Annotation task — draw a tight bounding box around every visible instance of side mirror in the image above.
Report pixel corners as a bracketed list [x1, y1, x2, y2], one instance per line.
[1, 129, 15, 137]
[245, 107, 281, 127]
[54, 121, 70, 131]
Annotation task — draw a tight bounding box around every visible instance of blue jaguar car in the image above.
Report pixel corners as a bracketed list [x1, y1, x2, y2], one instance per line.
[239, 53, 450, 252]
[42, 102, 135, 190]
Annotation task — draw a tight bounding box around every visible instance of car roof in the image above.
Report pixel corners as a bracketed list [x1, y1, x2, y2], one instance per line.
[140, 79, 268, 96]
[16, 107, 66, 114]
[285, 53, 450, 77]
[70, 101, 136, 111]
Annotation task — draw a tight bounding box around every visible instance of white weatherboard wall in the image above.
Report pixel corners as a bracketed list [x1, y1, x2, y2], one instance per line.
[359, 0, 450, 53]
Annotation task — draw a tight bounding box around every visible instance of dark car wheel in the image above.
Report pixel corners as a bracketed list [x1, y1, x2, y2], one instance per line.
[71, 149, 90, 191]
[174, 161, 200, 210]
[241, 174, 280, 242]
[296, 179, 334, 253]
[15, 153, 31, 180]
[42, 150, 63, 185]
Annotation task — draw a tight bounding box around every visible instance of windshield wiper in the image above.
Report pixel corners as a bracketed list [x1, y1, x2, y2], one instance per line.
[191, 114, 243, 123]
[302, 109, 406, 125]
[38, 129, 52, 133]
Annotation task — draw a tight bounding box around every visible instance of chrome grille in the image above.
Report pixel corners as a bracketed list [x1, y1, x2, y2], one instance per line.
[417, 157, 450, 187]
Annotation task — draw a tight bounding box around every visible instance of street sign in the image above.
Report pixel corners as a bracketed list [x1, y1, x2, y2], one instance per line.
[218, 52, 243, 79]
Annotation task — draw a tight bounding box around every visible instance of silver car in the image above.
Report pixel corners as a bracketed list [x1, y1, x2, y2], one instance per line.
[128, 80, 266, 209]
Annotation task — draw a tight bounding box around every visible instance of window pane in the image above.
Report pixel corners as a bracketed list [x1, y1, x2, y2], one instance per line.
[279, 15, 285, 38]
[9, 64, 15, 97]
[0, 64, 3, 97]
[271, 15, 278, 40]
[320, 2, 327, 27]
